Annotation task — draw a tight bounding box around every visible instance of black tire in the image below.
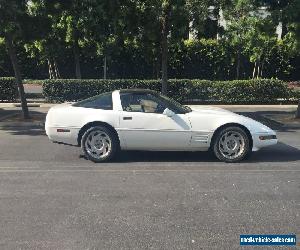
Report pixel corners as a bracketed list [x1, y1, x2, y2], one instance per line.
[81, 126, 119, 163]
[212, 126, 251, 163]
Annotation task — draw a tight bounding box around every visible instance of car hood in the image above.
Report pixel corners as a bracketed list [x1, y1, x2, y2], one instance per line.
[188, 106, 275, 134]
[190, 106, 236, 116]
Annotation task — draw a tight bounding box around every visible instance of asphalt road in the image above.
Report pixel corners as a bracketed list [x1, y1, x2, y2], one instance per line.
[0, 125, 299, 249]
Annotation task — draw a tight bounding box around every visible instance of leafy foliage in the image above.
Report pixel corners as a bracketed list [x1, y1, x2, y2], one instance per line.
[0, 77, 18, 101]
[43, 78, 296, 104]
[0, 0, 300, 83]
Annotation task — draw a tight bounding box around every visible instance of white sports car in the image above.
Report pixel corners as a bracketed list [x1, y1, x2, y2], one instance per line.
[45, 89, 277, 163]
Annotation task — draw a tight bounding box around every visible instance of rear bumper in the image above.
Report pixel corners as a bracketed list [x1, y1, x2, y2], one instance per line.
[45, 126, 80, 145]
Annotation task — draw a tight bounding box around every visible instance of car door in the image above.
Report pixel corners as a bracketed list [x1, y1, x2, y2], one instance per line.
[118, 92, 192, 150]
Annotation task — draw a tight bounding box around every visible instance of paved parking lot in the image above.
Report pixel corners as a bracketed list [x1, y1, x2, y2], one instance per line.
[0, 122, 299, 249]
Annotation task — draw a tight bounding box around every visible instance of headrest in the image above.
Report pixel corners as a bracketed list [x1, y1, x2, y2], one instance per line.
[140, 99, 158, 108]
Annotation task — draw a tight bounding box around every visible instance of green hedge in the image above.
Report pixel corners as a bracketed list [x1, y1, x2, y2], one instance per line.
[0, 77, 18, 101]
[43, 78, 296, 104]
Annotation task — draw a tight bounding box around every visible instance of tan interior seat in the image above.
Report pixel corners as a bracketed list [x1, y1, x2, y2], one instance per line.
[140, 99, 158, 113]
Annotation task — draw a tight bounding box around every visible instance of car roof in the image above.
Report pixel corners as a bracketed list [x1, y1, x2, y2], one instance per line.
[118, 89, 158, 94]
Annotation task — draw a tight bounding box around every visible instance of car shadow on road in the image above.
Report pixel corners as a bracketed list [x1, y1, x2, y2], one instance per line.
[0, 125, 45, 136]
[113, 150, 216, 163]
[0, 108, 46, 136]
[0, 108, 18, 121]
[88, 142, 300, 163]
[238, 111, 300, 132]
[247, 142, 300, 163]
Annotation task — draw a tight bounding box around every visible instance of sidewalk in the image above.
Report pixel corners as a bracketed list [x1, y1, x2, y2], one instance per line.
[0, 103, 54, 108]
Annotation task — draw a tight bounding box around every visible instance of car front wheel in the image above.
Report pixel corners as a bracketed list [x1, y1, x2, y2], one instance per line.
[81, 126, 118, 162]
[212, 126, 251, 163]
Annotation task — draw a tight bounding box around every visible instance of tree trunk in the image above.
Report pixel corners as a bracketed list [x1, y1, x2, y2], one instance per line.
[260, 61, 264, 78]
[161, 28, 168, 95]
[103, 55, 107, 79]
[161, 3, 171, 95]
[48, 59, 54, 79]
[256, 63, 260, 79]
[236, 49, 241, 80]
[296, 100, 300, 118]
[156, 57, 160, 79]
[281, 19, 288, 38]
[54, 59, 60, 78]
[152, 60, 155, 79]
[252, 61, 256, 79]
[5, 33, 29, 119]
[73, 33, 81, 79]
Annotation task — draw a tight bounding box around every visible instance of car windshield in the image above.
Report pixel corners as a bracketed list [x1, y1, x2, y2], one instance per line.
[155, 93, 192, 114]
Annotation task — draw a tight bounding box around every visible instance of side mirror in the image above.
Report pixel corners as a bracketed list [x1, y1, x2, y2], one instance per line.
[184, 105, 192, 112]
[163, 108, 175, 117]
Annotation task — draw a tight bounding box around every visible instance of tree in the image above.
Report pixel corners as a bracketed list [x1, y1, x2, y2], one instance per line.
[134, 0, 210, 94]
[24, 1, 69, 79]
[222, 0, 260, 79]
[25, 39, 63, 79]
[285, 0, 300, 118]
[243, 19, 277, 78]
[56, 0, 84, 79]
[83, 0, 127, 79]
[130, 0, 174, 94]
[0, 0, 30, 118]
[258, 0, 298, 38]
[37, 0, 90, 79]
[254, 0, 300, 117]
[0, 0, 51, 118]
[284, 0, 300, 118]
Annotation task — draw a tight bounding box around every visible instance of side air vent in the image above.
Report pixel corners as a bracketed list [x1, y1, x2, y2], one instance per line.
[192, 134, 209, 143]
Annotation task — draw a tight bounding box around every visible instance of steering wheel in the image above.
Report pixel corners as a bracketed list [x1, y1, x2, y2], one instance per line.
[156, 104, 166, 113]
[125, 106, 132, 111]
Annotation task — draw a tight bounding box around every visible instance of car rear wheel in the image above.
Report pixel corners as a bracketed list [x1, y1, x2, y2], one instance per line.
[212, 126, 250, 163]
[81, 126, 118, 162]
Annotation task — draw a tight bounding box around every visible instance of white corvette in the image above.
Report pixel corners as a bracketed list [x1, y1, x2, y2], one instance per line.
[45, 89, 277, 163]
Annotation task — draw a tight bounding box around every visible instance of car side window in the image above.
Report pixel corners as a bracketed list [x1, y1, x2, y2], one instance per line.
[73, 93, 113, 110]
[120, 93, 167, 114]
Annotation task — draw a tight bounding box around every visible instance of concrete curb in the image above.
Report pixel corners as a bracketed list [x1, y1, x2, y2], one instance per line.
[0, 103, 55, 108]
[14, 103, 42, 108]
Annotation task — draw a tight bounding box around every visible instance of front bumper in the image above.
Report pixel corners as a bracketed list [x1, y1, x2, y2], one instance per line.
[252, 132, 278, 151]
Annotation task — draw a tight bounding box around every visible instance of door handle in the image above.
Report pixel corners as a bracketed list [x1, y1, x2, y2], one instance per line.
[123, 117, 132, 120]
